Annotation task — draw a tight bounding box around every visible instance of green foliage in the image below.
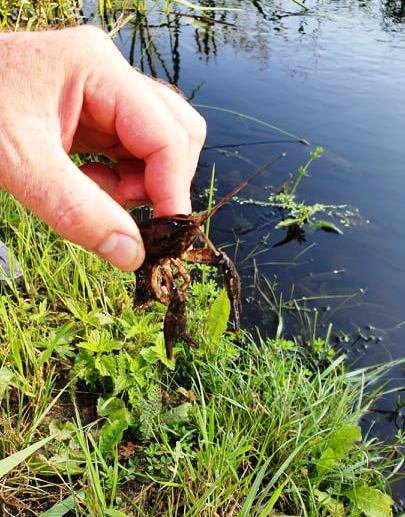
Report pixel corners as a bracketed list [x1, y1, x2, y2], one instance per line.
[346, 486, 394, 517]
[317, 424, 362, 475]
[205, 288, 231, 346]
[236, 147, 349, 237]
[315, 489, 345, 516]
[269, 147, 345, 233]
[98, 397, 134, 458]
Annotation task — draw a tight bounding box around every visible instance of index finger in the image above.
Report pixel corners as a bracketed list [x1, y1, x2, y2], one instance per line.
[114, 71, 206, 217]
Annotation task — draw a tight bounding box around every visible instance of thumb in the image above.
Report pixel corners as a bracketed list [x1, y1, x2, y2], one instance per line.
[3, 147, 145, 271]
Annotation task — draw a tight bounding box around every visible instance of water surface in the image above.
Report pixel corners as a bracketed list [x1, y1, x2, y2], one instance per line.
[95, 0, 405, 503]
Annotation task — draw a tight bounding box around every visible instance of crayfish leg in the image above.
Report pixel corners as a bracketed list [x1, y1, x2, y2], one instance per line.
[170, 258, 191, 292]
[150, 260, 173, 305]
[219, 250, 242, 331]
[182, 247, 242, 331]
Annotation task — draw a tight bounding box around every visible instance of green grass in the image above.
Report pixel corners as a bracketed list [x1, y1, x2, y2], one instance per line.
[0, 191, 402, 516]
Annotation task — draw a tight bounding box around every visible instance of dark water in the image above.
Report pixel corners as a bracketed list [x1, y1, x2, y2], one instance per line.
[90, 0, 405, 503]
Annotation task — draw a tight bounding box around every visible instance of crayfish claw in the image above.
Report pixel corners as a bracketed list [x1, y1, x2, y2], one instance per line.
[163, 287, 195, 360]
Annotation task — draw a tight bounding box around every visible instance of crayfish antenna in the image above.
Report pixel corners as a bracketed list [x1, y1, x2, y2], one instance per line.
[206, 152, 286, 219]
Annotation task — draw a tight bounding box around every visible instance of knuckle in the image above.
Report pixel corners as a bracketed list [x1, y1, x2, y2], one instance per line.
[191, 113, 207, 145]
[77, 24, 108, 42]
[74, 25, 113, 56]
[173, 124, 189, 148]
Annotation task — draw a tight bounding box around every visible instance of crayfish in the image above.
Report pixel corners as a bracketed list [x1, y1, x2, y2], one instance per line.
[134, 154, 285, 359]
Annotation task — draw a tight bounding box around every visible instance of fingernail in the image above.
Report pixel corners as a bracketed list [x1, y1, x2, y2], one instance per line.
[97, 232, 142, 271]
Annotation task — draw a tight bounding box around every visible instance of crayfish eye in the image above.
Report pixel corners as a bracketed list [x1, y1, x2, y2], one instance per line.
[171, 221, 179, 228]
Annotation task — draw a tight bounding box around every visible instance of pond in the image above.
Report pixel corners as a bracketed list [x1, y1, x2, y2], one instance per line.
[88, 0, 405, 502]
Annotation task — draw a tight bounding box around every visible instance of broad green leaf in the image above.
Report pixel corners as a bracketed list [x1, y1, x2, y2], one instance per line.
[206, 289, 231, 345]
[0, 435, 54, 478]
[140, 334, 175, 369]
[99, 418, 129, 458]
[317, 447, 337, 475]
[328, 424, 361, 458]
[346, 486, 393, 517]
[97, 397, 126, 418]
[162, 402, 192, 426]
[317, 424, 361, 475]
[95, 355, 116, 377]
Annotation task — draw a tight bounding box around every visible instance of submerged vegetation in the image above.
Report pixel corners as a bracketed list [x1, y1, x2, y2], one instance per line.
[0, 0, 403, 515]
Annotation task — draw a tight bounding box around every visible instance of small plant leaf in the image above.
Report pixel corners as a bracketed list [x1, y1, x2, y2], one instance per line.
[31, 451, 85, 476]
[95, 354, 116, 377]
[0, 366, 14, 402]
[38, 322, 76, 367]
[162, 402, 192, 426]
[104, 510, 131, 517]
[317, 424, 361, 474]
[315, 220, 343, 234]
[49, 420, 76, 441]
[275, 217, 300, 229]
[317, 447, 336, 476]
[328, 424, 361, 458]
[314, 489, 345, 516]
[206, 289, 231, 345]
[140, 334, 175, 369]
[89, 311, 114, 326]
[346, 486, 393, 517]
[97, 396, 126, 418]
[99, 418, 130, 459]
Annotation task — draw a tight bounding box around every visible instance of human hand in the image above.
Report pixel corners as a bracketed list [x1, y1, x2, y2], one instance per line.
[0, 26, 206, 271]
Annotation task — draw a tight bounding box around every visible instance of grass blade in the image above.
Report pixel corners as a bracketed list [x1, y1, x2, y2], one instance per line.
[39, 493, 81, 516]
[0, 435, 54, 478]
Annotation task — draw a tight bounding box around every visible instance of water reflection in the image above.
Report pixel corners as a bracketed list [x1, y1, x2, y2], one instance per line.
[104, 0, 405, 88]
[383, 0, 405, 23]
